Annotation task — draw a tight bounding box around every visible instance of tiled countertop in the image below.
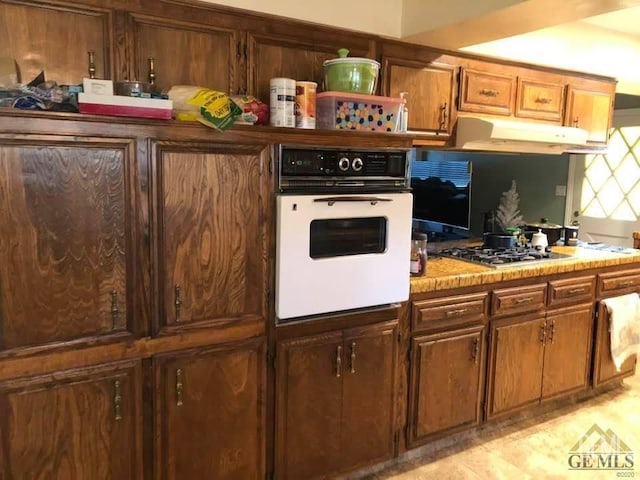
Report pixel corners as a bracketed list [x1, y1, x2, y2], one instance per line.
[410, 246, 640, 294]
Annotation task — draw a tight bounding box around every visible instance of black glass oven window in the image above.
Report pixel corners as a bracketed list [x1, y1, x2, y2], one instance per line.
[309, 217, 387, 258]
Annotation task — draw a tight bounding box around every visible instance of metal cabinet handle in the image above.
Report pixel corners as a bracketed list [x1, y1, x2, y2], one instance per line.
[572, 117, 579, 127]
[176, 368, 184, 406]
[568, 288, 586, 295]
[439, 102, 448, 130]
[350, 342, 356, 374]
[88, 51, 96, 79]
[549, 320, 556, 344]
[515, 296, 534, 305]
[535, 97, 552, 104]
[618, 281, 634, 288]
[540, 321, 547, 345]
[113, 380, 122, 420]
[336, 345, 342, 378]
[479, 88, 499, 97]
[313, 196, 393, 206]
[471, 337, 480, 364]
[174, 285, 182, 322]
[111, 290, 119, 329]
[446, 308, 469, 317]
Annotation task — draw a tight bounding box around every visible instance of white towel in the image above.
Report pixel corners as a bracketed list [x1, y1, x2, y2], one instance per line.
[602, 293, 640, 371]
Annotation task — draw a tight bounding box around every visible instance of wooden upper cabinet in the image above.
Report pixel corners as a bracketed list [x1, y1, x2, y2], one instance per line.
[247, 31, 375, 103]
[384, 58, 456, 134]
[541, 304, 593, 399]
[408, 326, 485, 447]
[0, 1, 112, 84]
[154, 339, 265, 480]
[129, 14, 241, 94]
[341, 321, 397, 472]
[516, 78, 566, 122]
[0, 361, 142, 479]
[275, 331, 344, 480]
[459, 69, 515, 116]
[155, 143, 271, 332]
[0, 137, 137, 350]
[565, 86, 614, 143]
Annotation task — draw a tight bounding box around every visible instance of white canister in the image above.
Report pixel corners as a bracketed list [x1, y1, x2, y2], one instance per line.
[270, 77, 296, 127]
[295, 81, 317, 129]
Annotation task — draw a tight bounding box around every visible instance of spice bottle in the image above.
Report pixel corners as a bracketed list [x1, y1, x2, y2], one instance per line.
[410, 232, 428, 276]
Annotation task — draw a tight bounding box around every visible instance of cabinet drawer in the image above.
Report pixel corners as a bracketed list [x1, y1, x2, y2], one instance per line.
[548, 276, 595, 308]
[412, 292, 488, 332]
[598, 269, 640, 297]
[459, 69, 515, 116]
[516, 79, 565, 121]
[491, 284, 546, 317]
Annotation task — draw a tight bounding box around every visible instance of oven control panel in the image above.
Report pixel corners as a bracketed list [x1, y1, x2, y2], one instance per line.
[280, 148, 408, 177]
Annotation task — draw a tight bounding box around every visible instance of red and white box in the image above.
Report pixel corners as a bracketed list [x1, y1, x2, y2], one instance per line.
[78, 93, 173, 120]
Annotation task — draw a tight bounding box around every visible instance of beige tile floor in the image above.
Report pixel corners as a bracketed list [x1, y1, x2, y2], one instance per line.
[347, 372, 640, 480]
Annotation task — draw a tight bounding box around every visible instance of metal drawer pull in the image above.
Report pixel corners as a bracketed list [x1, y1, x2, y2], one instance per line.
[515, 296, 534, 304]
[479, 88, 499, 97]
[350, 342, 356, 374]
[174, 285, 182, 322]
[540, 322, 547, 345]
[446, 308, 469, 317]
[535, 97, 552, 104]
[314, 196, 392, 206]
[471, 338, 480, 364]
[336, 345, 342, 378]
[567, 287, 586, 295]
[618, 281, 634, 288]
[113, 380, 122, 420]
[549, 320, 556, 344]
[111, 290, 119, 329]
[176, 368, 184, 406]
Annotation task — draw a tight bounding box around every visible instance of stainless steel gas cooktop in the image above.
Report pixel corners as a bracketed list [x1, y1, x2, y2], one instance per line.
[437, 246, 573, 268]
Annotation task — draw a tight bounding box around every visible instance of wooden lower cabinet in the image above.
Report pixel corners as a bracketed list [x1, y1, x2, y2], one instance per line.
[593, 302, 638, 387]
[408, 325, 485, 447]
[541, 304, 593, 399]
[275, 321, 397, 480]
[0, 361, 142, 479]
[153, 338, 266, 480]
[487, 314, 546, 418]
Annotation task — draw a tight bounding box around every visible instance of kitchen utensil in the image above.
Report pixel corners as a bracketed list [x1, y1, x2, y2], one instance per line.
[564, 224, 579, 246]
[323, 48, 380, 95]
[525, 218, 563, 245]
[483, 232, 517, 249]
[531, 229, 548, 250]
[114, 80, 152, 97]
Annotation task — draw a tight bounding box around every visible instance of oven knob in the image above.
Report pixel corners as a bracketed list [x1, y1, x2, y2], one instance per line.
[352, 157, 363, 172]
[338, 157, 350, 171]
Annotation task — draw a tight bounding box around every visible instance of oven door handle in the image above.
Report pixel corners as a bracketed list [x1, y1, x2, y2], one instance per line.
[313, 196, 393, 206]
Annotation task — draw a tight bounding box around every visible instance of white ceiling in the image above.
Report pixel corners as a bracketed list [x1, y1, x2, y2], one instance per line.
[582, 5, 640, 34]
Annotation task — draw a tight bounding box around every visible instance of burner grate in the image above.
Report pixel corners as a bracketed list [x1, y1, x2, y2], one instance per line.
[438, 246, 573, 268]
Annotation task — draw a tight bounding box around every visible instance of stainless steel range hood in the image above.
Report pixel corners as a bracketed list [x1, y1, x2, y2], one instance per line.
[455, 116, 591, 155]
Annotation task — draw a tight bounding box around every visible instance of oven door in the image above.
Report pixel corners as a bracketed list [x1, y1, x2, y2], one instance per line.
[276, 192, 412, 321]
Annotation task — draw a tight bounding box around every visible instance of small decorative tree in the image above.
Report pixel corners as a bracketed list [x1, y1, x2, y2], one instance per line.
[496, 180, 524, 232]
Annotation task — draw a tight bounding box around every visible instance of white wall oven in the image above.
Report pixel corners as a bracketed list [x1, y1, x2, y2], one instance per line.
[275, 145, 413, 322]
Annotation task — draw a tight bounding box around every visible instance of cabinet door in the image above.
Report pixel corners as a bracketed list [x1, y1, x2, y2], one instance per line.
[341, 321, 397, 471]
[516, 78, 565, 122]
[542, 305, 594, 399]
[156, 143, 271, 331]
[408, 326, 484, 447]
[565, 87, 614, 143]
[0, 361, 142, 479]
[593, 302, 638, 387]
[0, 139, 135, 350]
[459, 69, 515, 116]
[247, 32, 374, 104]
[0, 1, 112, 84]
[487, 315, 546, 418]
[275, 332, 344, 480]
[129, 14, 241, 94]
[154, 339, 265, 480]
[384, 58, 455, 134]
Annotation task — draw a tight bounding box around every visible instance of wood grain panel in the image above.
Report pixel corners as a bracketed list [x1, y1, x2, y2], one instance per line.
[488, 315, 545, 417]
[459, 68, 515, 116]
[0, 1, 111, 84]
[275, 332, 343, 480]
[412, 292, 488, 333]
[491, 283, 547, 317]
[542, 304, 593, 399]
[565, 87, 614, 143]
[548, 276, 595, 308]
[516, 78, 565, 121]
[155, 339, 265, 480]
[0, 361, 141, 479]
[131, 14, 238, 93]
[0, 141, 132, 349]
[157, 143, 270, 331]
[341, 321, 397, 472]
[385, 60, 455, 134]
[597, 269, 640, 298]
[409, 326, 484, 446]
[248, 33, 374, 103]
[593, 302, 637, 387]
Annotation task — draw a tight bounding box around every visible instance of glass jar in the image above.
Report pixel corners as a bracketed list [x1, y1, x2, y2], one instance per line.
[410, 232, 428, 276]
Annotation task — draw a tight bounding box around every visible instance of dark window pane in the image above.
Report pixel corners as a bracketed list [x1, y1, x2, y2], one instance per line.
[310, 217, 387, 258]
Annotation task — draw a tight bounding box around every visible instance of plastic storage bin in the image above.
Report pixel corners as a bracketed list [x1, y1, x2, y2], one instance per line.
[317, 91, 403, 132]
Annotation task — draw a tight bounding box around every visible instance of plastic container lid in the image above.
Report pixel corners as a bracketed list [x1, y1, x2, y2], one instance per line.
[322, 48, 380, 68]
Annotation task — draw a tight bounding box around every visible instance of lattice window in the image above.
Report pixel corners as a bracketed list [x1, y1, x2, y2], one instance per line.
[581, 127, 640, 221]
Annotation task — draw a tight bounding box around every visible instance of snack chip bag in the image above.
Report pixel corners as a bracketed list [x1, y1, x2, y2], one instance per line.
[168, 86, 241, 131]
